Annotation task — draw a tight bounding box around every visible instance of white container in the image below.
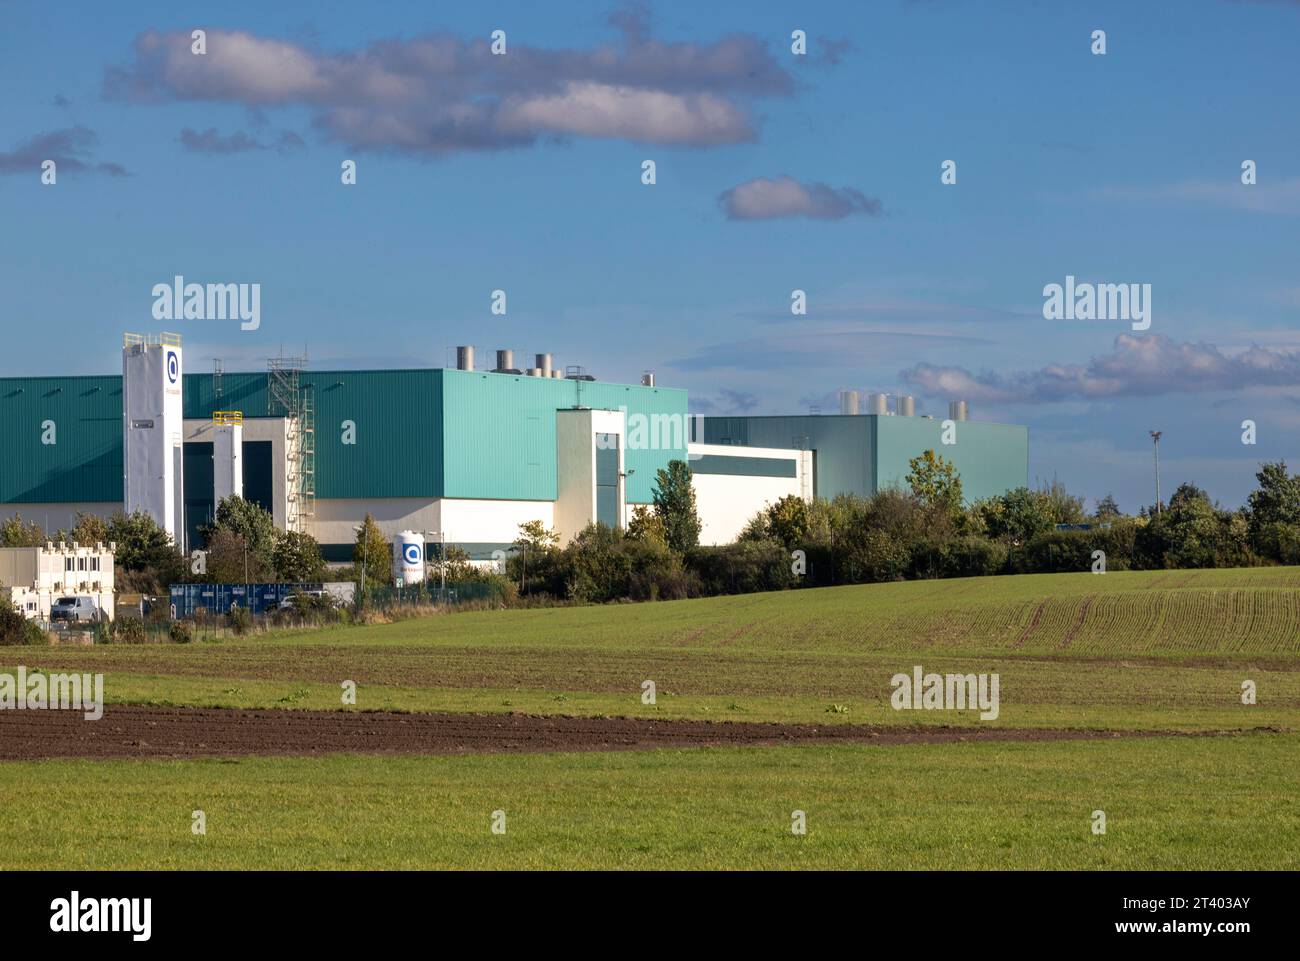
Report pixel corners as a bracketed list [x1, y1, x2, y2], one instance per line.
[392, 530, 426, 585]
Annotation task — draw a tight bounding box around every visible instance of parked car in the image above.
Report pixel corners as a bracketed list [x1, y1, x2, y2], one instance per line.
[279, 590, 329, 610]
[50, 596, 101, 623]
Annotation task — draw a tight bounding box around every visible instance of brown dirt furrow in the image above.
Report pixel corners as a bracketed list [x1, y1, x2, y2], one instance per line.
[1060, 595, 1095, 649]
[1014, 600, 1050, 648]
[0, 705, 1253, 761]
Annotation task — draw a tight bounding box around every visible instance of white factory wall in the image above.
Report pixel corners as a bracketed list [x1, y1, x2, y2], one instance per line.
[555, 407, 625, 544]
[309, 497, 554, 554]
[688, 443, 810, 546]
[437, 498, 555, 547]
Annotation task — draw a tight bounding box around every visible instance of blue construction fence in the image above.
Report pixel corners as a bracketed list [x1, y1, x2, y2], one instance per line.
[168, 582, 351, 618]
[168, 580, 503, 618]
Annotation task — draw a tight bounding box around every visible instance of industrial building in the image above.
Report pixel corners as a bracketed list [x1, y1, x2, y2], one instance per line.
[701, 392, 1028, 508]
[0, 334, 1028, 564]
[0, 542, 116, 621]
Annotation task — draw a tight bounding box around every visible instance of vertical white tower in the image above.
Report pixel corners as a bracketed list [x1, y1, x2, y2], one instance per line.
[212, 414, 244, 505]
[123, 332, 185, 548]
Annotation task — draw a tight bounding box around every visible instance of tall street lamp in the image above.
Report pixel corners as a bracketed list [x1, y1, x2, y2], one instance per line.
[1149, 430, 1163, 515]
[424, 529, 446, 597]
[352, 524, 367, 608]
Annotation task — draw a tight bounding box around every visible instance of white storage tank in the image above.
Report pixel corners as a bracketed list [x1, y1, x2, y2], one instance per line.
[393, 530, 426, 585]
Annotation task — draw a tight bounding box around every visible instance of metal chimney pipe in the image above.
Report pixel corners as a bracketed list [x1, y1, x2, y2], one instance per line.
[867, 392, 888, 415]
[496, 349, 514, 372]
[898, 395, 915, 417]
[456, 346, 474, 371]
[641, 372, 656, 387]
[536, 353, 552, 377]
[840, 389, 860, 416]
[948, 400, 968, 422]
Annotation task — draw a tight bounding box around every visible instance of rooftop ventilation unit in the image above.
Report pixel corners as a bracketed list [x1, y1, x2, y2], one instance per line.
[642, 372, 656, 387]
[493, 349, 521, 374]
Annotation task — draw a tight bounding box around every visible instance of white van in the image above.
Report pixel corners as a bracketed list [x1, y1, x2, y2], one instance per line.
[50, 596, 101, 623]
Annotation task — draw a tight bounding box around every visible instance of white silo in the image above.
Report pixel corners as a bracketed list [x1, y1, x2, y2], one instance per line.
[393, 530, 426, 585]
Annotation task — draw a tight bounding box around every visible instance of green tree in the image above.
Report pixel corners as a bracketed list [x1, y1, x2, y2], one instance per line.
[1168, 482, 1211, 511]
[273, 530, 327, 582]
[625, 504, 668, 545]
[763, 495, 810, 551]
[205, 528, 271, 584]
[203, 496, 278, 556]
[652, 459, 701, 554]
[106, 510, 184, 593]
[1095, 493, 1122, 520]
[70, 512, 110, 546]
[1246, 461, 1300, 561]
[352, 514, 392, 590]
[979, 487, 1052, 544]
[511, 519, 561, 595]
[1036, 479, 1085, 525]
[1, 514, 45, 547]
[905, 450, 963, 518]
[514, 519, 559, 553]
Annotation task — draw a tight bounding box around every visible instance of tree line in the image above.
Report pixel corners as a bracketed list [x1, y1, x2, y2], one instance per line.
[500, 455, 1300, 603]
[3, 454, 1298, 611]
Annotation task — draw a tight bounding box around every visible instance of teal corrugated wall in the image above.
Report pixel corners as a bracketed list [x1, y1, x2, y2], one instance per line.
[702, 414, 1029, 503]
[305, 370, 442, 498]
[441, 370, 688, 503]
[875, 416, 1029, 503]
[187, 369, 445, 499]
[0, 375, 122, 503]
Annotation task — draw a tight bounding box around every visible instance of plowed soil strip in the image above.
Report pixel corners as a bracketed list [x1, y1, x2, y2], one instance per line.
[0, 705, 1242, 760]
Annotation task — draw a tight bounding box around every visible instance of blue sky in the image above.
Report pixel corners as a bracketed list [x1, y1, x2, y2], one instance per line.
[1, 0, 1297, 509]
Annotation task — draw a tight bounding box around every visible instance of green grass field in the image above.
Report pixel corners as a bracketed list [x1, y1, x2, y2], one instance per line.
[11, 568, 1300, 730]
[5, 735, 1296, 869]
[3, 568, 1298, 869]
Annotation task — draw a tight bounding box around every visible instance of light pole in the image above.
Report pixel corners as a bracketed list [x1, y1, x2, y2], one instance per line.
[424, 530, 446, 599]
[352, 524, 367, 608]
[617, 469, 635, 529]
[1149, 430, 1163, 515]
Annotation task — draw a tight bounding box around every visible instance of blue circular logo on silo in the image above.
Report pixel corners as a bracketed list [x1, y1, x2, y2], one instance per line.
[166, 350, 179, 384]
[403, 543, 422, 565]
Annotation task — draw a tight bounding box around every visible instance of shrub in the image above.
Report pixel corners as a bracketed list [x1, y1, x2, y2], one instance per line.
[111, 617, 147, 644]
[938, 536, 1008, 578]
[0, 598, 45, 646]
[169, 620, 195, 644]
[228, 605, 252, 636]
[686, 539, 793, 596]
